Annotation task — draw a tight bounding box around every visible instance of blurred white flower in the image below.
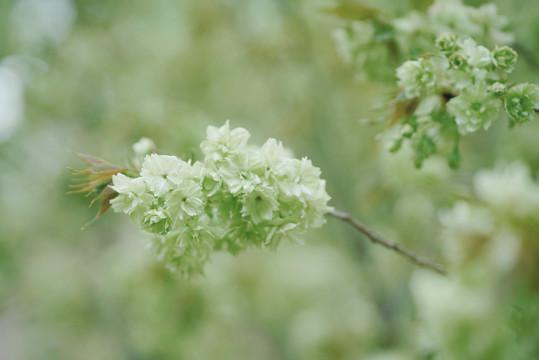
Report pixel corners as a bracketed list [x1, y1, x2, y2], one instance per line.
[439, 201, 494, 264]
[428, 0, 481, 37]
[474, 162, 539, 218]
[411, 270, 494, 335]
[394, 11, 424, 34]
[11, 0, 76, 47]
[0, 65, 24, 143]
[132, 137, 156, 157]
[440, 201, 494, 238]
[487, 229, 521, 273]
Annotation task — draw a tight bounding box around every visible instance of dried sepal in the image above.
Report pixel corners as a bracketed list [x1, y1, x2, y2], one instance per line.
[70, 153, 130, 219]
[388, 97, 420, 127]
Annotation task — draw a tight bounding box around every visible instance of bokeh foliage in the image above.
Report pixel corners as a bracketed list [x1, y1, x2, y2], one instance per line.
[0, 0, 538, 359]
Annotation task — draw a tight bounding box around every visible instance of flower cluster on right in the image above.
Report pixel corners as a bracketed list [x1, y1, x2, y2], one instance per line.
[331, 0, 539, 169]
[398, 34, 537, 132]
[332, 0, 512, 82]
[390, 34, 538, 168]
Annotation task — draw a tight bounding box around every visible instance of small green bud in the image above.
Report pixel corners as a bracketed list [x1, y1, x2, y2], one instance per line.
[449, 52, 467, 69]
[435, 32, 458, 54]
[491, 82, 506, 96]
[492, 46, 518, 73]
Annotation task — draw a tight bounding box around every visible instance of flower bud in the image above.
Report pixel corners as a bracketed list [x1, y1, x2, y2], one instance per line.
[492, 46, 518, 73]
[436, 32, 458, 54]
[491, 82, 506, 96]
[449, 53, 467, 69]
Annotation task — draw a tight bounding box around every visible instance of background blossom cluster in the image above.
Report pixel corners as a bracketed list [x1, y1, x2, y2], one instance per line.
[397, 34, 538, 134]
[332, 0, 512, 82]
[408, 162, 539, 359]
[389, 34, 538, 168]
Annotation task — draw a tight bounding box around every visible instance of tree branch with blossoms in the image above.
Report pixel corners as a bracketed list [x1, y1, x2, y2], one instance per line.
[71, 122, 447, 277]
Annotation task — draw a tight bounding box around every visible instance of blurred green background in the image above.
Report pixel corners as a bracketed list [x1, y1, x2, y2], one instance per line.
[0, 0, 538, 359]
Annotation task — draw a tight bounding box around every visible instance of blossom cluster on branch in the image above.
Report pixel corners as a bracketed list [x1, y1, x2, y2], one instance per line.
[107, 122, 332, 277]
[71, 123, 448, 277]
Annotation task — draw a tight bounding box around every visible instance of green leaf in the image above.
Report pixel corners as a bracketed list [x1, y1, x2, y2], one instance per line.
[414, 135, 436, 168]
[448, 144, 461, 170]
[388, 98, 419, 127]
[389, 138, 403, 153]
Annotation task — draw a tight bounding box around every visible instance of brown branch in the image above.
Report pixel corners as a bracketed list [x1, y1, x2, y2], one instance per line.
[328, 210, 447, 275]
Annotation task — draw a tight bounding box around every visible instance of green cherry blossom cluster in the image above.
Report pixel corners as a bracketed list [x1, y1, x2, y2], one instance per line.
[389, 33, 539, 168]
[109, 122, 333, 277]
[331, 0, 512, 81]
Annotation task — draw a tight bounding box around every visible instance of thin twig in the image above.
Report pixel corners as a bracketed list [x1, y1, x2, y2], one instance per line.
[328, 210, 447, 275]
